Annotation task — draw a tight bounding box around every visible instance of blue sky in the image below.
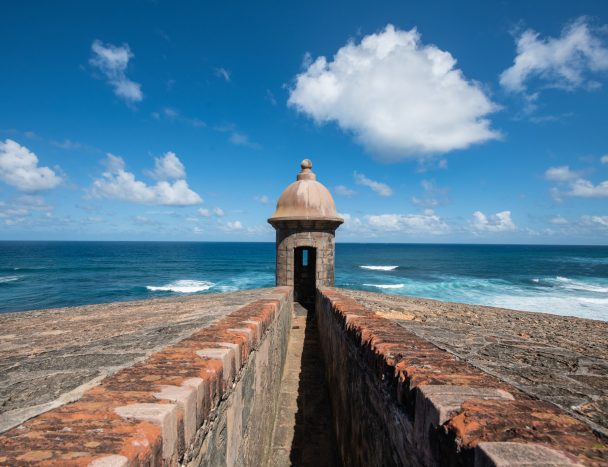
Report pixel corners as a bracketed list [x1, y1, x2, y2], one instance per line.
[1, 0, 607, 244]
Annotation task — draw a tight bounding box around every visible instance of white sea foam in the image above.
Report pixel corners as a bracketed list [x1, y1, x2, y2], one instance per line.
[485, 295, 608, 321]
[578, 297, 608, 305]
[531, 278, 540, 283]
[0, 276, 19, 283]
[146, 280, 215, 293]
[551, 276, 608, 293]
[360, 265, 399, 271]
[566, 282, 608, 293]
[353, 273, 608, 321]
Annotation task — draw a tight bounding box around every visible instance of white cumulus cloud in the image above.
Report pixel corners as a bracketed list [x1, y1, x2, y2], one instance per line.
[224, 220, 243, 231]
[545, 163, 608, 198]
[148, 152, 186, 180]
[0, 195, 53, 226]
[544, 165, 581, 181]
[544, 164, 608, 199]
[90, 40, 143, 103]
[500, 18, 608, 93]
[152, 180, 202, 205]
[288, 24, 500, 160]
[91, 153, 202, 206]
[584, 215, 608, 227]
[366, 210, 448, 234]
[601, 154, 608, 164]
[354, 172, 393, 196]
[567, 178, 608, 197]
[213, 207, 225, 217]
[0, 139, 62, 192]
[471, 210, 516, 232]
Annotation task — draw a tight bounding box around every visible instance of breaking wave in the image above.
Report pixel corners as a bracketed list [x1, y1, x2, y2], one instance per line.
[146, 280, 215, 293]
[0, 276, 19, 284]
[550, 276, 608, 293]
[347, 274, 608, 321]
[485, 295, 608, 321]
[360, 265, 399, 271]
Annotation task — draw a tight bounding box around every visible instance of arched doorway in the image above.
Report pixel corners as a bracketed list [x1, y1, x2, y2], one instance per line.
[294, 246, 316, 308]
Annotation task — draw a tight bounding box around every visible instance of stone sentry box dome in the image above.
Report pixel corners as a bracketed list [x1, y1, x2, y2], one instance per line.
[268, 159, 343, 306]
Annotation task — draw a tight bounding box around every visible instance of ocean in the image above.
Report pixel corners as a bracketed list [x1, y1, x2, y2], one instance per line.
[0, 241, 607, 321]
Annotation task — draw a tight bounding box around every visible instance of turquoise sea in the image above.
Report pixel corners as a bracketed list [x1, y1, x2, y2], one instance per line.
[0, 242, 607, 321]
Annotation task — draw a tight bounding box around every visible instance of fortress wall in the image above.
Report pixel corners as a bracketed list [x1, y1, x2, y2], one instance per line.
[316, 287, 606, 467]
[0, 287, 293, 467]
[186, 288, 292, 466]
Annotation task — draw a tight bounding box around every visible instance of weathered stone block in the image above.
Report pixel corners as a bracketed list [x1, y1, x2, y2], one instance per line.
[88, 455, 130, 467]
[475, 442, 581, 466]
[114, 403, 178, 461]
[154, 384, 198, 447]
[415, 385, 514, 429]
[197, 348, 235, 382]
[414, 385, 514, 465]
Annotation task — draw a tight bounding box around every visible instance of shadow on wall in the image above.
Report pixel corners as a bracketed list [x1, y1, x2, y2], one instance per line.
[290, 303, 340, 466]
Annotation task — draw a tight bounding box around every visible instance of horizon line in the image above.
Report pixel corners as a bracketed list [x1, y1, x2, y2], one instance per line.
[0, 239, 607, 247]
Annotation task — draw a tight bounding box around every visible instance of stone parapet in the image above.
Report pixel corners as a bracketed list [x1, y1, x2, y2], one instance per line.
[336, 288, 608, 439]
[316, 287, 607, 466]
[0, 287, 293, 466]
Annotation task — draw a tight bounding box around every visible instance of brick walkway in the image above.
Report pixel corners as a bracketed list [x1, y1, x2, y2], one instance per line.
[267, 303, 339, 466]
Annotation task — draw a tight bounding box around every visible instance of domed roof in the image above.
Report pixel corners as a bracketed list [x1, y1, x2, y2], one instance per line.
[268, 159, 343, 224]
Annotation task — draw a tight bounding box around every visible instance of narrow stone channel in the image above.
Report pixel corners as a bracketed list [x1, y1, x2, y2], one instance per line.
[267, 302, 339, 466]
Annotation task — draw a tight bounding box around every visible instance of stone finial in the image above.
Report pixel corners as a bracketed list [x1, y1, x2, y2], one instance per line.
[297, 159, 316, 181]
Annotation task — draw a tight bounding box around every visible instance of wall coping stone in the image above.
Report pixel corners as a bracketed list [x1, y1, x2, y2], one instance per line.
[318, 287, 607, 466]
[0, 287, 292, 466]
[475, 442, 583, 466]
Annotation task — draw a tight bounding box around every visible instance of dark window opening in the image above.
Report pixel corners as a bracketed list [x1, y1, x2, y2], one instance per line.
[294, 247, 316, 309]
